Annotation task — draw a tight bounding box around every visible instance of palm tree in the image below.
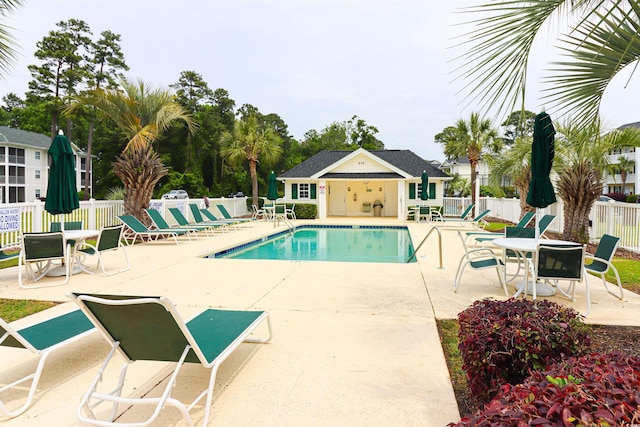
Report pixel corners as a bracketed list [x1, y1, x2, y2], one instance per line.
[455, 1, 640, 125]
[488, 136, 535, 217]
[554, 123, 640, 242]
[66, 78, 197, 220]
[439, 112, 503, 214]
[616, 155, 635, 194]
[0, 0, 24, 76]
[221, 114, 282, 209]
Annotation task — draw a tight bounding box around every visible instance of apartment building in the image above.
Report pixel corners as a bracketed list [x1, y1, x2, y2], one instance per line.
[0, 126, 91, 203]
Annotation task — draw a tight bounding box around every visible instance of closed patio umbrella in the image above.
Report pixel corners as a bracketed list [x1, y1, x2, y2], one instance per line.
[267, 171, 278, 201]
[45, 132, 79, 215]
[420, 170, 429, 201]
[526, 111, 557, 240]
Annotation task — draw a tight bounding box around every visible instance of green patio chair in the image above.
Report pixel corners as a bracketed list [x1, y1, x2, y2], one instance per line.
[117, 214, 191, 245]
[527, 243, 588, 314]
[145, 208, 205, 238]
[585, 234, 624, 300]
[0, 242, 21, 264]
[465, 211, 535, 243]
[0, 309, 95, 418]
[215, 204, 253, 223]
[18, 232, 72, 289]
[171, 206, 228, 232]
[68, 293, 272, 427]
[50, 221, 83, 232]
[77, 225, 131, 276]
[453, 231, 508, 297]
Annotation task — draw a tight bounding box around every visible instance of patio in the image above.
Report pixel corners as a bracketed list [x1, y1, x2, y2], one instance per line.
[1, 218, 639, 426]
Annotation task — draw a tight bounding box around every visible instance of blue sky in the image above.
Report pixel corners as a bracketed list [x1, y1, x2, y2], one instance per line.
[3, 0, 639, 161]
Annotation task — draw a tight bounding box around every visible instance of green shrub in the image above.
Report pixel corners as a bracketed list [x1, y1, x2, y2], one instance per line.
[457, 298, 590, 405]
[294, 204, 317, 219]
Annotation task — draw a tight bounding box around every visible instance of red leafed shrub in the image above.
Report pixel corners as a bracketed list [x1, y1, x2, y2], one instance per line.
[450, 351, 640, 426]
[457, 298, 590, 405]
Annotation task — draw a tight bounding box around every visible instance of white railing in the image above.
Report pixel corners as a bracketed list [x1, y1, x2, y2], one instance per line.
[0, 197, 250, 247]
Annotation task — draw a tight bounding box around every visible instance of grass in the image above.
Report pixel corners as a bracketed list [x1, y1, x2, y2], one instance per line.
[0, 299, 57, 322]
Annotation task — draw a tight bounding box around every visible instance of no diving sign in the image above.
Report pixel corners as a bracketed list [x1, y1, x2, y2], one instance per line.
[0, 208, 20, 232]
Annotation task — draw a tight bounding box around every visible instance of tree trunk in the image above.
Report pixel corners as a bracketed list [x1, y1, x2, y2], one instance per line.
[249, 159, 259, 209]
[84, 119, 95, 200]
[470, 162, 477, 217]
[113, 146, 168, 226]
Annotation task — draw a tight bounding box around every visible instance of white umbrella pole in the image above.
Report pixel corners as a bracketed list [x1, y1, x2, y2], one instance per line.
[534, 208, 540, 242]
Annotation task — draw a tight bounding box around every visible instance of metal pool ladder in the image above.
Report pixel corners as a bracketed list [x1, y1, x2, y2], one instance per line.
[406, 226, 443, 268]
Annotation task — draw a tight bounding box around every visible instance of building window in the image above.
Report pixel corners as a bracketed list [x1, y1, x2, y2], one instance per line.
[0, 146, 4, 162]
[35, 189, 41, 198]
[35, 151, 41, 160]
[299, 183, 310, 199]
[8, 147, 25, 164]
[35, 170, 40, 179]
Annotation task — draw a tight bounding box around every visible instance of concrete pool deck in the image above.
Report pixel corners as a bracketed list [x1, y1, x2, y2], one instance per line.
[1, 217, 639, 426]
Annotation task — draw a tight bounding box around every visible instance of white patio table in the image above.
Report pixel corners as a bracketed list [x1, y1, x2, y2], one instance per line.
[492, 237, 577, 298]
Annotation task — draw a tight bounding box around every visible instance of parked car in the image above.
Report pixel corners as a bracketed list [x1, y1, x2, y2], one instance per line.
[162, 189, 188, 199]
[598, 195, 615, 202]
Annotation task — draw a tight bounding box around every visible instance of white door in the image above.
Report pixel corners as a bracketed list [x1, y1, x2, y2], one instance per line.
[384, 182, 398, 217]
[329, 182, 347, 216]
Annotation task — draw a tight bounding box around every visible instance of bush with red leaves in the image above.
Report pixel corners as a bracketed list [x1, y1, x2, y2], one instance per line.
[450, 351, 640, 426]
[458, 298, 590, 405]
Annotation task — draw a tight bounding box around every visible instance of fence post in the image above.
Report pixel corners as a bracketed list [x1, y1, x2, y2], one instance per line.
[88, 198, 97, 229]
[34, 199, 44, 232]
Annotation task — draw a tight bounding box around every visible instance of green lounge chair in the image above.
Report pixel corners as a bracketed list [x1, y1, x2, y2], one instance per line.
[0, 242, 21, 264]
[215, 204, 254, 224]
[188, 203, 239, 227]
[145, 208, 206, 238]
[0, 309, 95, 418]
[68, 293, 272, 427]
[439, 209, 491, 229]
[198, 207, 247, 229]
[465, 211, 535, 243]
[77, 225, 131, 276]
[169, 207, 228, 232]
[18, 232, 72, 289]
[118, 214, 192, 245]
[437, 203, 475, 221]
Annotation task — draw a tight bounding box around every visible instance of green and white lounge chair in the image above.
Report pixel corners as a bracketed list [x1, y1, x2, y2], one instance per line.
[439, 209, 491, 229]
[215, 204, 254, 225]
[0, 309, 95, 418]
[0, 242, 21, 264]
[170, 207, 228, 232]
[199, 207, 248, 229]
[188, 203, 240, 228]
[436, 203, 475, 222]
[465, 211, 536, 244]
[145, 208, 206, 238]
[68, 293, 272, 427]
[118, 214, 192, 245]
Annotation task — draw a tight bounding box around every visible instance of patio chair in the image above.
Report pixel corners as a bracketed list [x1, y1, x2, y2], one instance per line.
[285, 204, 296, 220]
[145, 208, 205, 238]
[585, 234, 624, 300]
[172, 206, 228, 232]
[18, 232, 71, 289]
[0, 241, 21, 264]
[198, 206, 245, 226]
[68, 293, 272, 427]
[527, 243, 589, 314]
[436, 203, 474, 221]
[465, 211, 535, 243]
[76, 225, 131, 276]
[0, 308, 95, 417]
[453, 231, 508, 297]
[440, 209, 491, 229]
[118, 214, 191, 245]
[50, 221, 83, 232]
[215, 204, 254, 224]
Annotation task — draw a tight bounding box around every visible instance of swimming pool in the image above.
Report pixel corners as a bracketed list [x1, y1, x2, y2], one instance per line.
[212, 225, 415, 263]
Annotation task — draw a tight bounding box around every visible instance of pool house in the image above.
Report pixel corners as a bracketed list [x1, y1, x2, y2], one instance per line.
[277, 148, 451, 220]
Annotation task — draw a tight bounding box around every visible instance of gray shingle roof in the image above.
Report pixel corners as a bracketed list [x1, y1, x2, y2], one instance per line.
[0, 126, 51, 149]
[279, 149, 449, 179]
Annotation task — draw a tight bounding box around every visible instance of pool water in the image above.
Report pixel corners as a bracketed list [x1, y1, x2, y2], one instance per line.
[213, 225, 415, 263]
